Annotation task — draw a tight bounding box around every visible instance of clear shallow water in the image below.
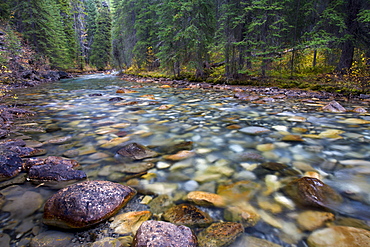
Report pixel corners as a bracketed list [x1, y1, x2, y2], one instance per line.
[2, 74, 370, 246]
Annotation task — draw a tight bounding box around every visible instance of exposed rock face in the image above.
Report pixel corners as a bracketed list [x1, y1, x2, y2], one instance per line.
[197, 222, 244, 247]
[43, 180, 136, 229]
[0, 148, 23, 180]
[163, 204, 213, 228]
[307, 226, 370, 247]
[117, 143, 158, 160]
[132, 220, 198, 247]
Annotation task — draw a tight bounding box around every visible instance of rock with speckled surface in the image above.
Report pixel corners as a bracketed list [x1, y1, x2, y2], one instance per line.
[43, 180, 136, 229]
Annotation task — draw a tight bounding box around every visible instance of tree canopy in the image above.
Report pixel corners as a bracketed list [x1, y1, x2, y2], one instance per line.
[1, 0, 370, 79]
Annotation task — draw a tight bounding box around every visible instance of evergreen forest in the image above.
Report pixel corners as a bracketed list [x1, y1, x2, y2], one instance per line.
[1, 0, 370, 93]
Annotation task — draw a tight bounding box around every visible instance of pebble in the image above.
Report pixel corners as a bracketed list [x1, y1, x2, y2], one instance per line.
[307, 226, 370, 247]
[132, 220, 197, 246]
[110, 211, 152, 235]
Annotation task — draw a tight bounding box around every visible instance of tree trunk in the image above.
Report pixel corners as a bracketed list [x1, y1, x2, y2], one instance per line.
[335, 0, 361, 73]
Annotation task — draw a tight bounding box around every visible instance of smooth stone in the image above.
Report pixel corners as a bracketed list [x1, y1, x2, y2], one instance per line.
[197, 222, 244, 247]
[233, 236, 282, 247]
[29, 231, 74, 247]
[117, 143, 158, 160]
[322, 101, 346, 112]
[163, 204, 213, 227]
[297, 210, 335, 231]
[281, 134, 304, 142]
[283, 177, 342, 210]
[43, 180, 136, 229]
[110, 211, 152, 235]
[256, 143, 275, 152]
[217, 181, 261, 203]
[112, 162, 155, 174]
[163, 150, 195, 161]
[148, 195, 175, 215]
[186, 191, 226, 208]
[90, 237, 122, 247]
[0, 233, 10, 247]
[183, 180, 199, 191]
[143, 182, 178, 194]
[239, 126, 271, 135]
[132, 220, 197, 247]
[2, 190, 43, 218]
[224, 203, 260, 227]
[307, 226, 370, 247]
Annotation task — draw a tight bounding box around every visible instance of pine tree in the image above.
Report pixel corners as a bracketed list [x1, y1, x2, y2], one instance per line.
[89, 1, 112, 70]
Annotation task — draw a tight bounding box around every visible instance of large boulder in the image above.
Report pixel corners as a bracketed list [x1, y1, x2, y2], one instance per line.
[132, 220, 198, 247]
[43, 180, 136, 229]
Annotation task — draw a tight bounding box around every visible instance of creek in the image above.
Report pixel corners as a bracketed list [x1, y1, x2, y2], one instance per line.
[1, 73, 370, 246]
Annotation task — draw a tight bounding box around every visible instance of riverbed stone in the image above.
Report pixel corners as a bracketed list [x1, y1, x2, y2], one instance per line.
[2, 189, 43, 218]
[233, 236, 283, 247]
[132, 220, 198, 247]
[163, 150, 195, 161]
[30, 230, 74, 247]
[43, 180, 136, 229]
[217, 180, 261, 203]
[296, 210, 335, 231]
[322, 100, 346, 112]
[224, 203, 260, 227]
[186, 191, 226, 208]
[282, 177, 342, 210]
[117, 143, 158, 160]
[239, 126, 271, 135]
[163, 203, 213, 227]
[110, 211, 152, 235]
[148, 194, 175, 215]
[197, 222, 244, 247]
[0, 148, 22, 180]
[307, 226, 370, 247]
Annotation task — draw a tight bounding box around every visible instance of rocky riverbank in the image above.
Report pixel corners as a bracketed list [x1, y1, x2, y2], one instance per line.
[0, 73, 369, 246]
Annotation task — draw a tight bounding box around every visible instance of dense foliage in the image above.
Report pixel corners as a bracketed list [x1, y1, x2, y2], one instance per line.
[1, 0, 370, 91]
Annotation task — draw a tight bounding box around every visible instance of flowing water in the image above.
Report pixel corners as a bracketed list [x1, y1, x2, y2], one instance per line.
[1, 73, 370, 246]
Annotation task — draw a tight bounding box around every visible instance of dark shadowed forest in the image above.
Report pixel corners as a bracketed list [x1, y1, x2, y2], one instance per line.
[1, 0, 370, 94]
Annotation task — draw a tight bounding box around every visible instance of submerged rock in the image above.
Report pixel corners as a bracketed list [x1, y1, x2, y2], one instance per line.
[132, 220, 197, 247]
[283, 177, 342, 210]
[117, 143, 158, 160]
[43, 180, 136, 229]
[307, 226, 370, 247]
[0, 148, 23, 181]
[197, 222, 244, 247]
[163, 204, 213, 228]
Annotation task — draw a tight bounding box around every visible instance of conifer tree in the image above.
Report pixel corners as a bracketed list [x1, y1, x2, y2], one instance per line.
[90, 1, 112, 70]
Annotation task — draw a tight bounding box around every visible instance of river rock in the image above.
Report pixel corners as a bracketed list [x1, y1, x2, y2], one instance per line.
[43, 180, 136, 229]
[117, 143, 158, 160]
[163, 150, 195, 161]
[297, 210, 335, 231]
[28, 163, 87, 188]
[239, 126, 271, 135]
[197, 222, 244, 247]
[282, 177, 342, 210]
[322, 100, 346, 112]
[186, 191, 226, 208]
[307, 226, 370, 247]
[148, 194, 175, 215]
[0, 148, 22, 181]
[30, 230, 74, 247]
[132, 220, 197, 247]
[1, 186, 43, 218]
[254, 162, 301, 177]
[233, 236, 282, 247]
[224, 203, 260, 227]
[110, 211, 152, 235]
[163, 203, 213, 227]
[7, 146, 46, 157]
[217, 181, 261, 203]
